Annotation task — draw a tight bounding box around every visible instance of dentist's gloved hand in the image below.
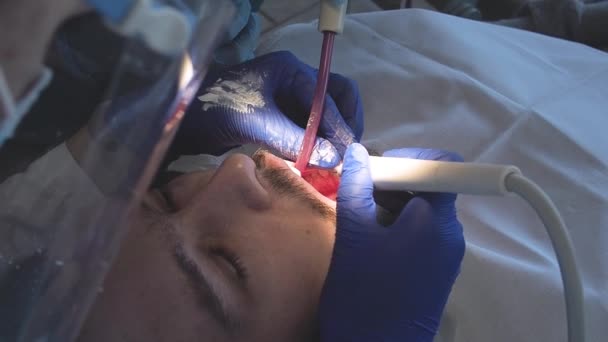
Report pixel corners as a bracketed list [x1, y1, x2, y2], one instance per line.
[319, 144, 465, 341]
[174, 51, 363, 168]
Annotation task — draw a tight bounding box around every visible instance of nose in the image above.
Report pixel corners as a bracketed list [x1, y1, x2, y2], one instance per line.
[204, 154, 272, 211]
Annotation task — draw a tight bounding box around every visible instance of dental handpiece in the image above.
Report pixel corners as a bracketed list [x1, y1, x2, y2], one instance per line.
[334, 156, 522, 196]
[289, 155, 584, 342]
[332, 155, 584, 342]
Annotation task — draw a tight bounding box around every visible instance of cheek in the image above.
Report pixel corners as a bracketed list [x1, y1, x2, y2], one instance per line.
[301, 169, 340, 200]
[253, 217, 335, 301]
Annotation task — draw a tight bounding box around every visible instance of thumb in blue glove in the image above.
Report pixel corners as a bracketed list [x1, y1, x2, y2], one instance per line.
[319, 144, 465, 341]
[174, 51, 364, 168]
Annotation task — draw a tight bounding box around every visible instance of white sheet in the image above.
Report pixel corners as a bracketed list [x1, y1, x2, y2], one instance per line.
[257, 9, 608, 342]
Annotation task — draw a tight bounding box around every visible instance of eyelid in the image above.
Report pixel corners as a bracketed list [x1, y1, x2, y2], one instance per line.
[209, 246, 248, 281]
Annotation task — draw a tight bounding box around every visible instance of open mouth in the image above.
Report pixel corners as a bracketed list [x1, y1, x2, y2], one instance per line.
[300, 167, 340, 201]
[282, 160, 340, 201]
[252, 151, 340, 202]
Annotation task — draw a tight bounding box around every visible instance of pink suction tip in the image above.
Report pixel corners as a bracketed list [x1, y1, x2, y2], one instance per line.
[294, 31, 336, 172]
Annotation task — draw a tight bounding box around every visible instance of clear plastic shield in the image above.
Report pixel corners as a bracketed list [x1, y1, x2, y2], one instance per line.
[0, 1, 234, 341]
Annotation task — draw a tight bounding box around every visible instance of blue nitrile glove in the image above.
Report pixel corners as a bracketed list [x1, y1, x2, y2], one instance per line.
[174, 51, 364, 168]
[319, 144, 466, 341]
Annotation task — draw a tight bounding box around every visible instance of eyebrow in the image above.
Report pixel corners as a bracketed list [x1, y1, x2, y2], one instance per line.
[139, 201, 241, 332]
[172, 241, 240, 333]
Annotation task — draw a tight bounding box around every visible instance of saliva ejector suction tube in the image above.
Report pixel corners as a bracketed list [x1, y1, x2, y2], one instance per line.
[334, 156, 585, 342]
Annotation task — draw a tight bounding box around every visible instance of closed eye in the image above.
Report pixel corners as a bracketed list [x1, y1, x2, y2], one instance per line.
[209, 247, 248, 281]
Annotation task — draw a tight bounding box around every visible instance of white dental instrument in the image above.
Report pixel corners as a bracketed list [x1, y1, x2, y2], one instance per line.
[334, 156, 585, 342]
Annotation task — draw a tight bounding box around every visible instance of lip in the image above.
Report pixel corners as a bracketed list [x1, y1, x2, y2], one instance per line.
[254, 151, 337, 208]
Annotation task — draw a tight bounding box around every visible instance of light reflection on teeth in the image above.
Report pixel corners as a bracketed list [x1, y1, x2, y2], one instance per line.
[283, 160, 302, 177]
[279, 157, 340, 201]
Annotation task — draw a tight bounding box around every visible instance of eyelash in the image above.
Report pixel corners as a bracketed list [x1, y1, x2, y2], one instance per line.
[210, 247, 248, 280]
[155, 188, 248, 282]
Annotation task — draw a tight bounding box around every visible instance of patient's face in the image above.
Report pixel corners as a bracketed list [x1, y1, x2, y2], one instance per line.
[79, 151, 337, 341]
